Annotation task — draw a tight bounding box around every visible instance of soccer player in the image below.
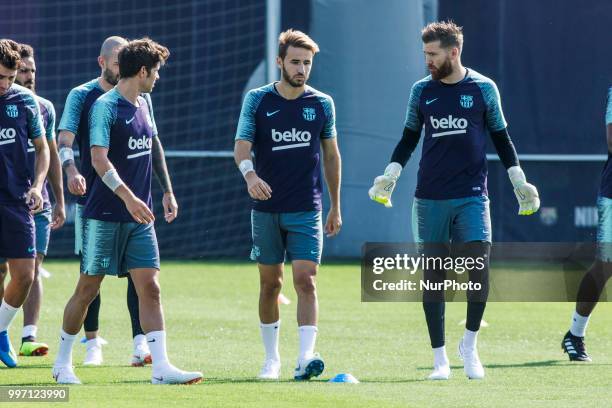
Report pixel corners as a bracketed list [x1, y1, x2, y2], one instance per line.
[2, 43, 65, 358]
[52, 37, 201, 385]
[234, 29, 342, 381]
[57, 36, 154, 367]
[561, 86, 612, 361]
[368, 21, 540, 380]
[0, 38, 50, 368]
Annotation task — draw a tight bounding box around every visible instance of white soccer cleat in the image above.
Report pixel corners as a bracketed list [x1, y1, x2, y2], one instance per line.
[131, 344, 152, 367]
[258, 359, 281, 380]
[151, 364, 203, 385]
[83, 338, 104, 366]
[52, 366, 81, 384]
[458, 339, 485, 379]
[294, 353, 324, 381]
[427, 364, 451, 380]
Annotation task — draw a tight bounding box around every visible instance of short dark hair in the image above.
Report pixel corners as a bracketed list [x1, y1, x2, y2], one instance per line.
[19, 43, 34, 60]
[118, 38, 170, 78]
[421, 20, 464, 50]
[0, 39, 21, 70]
[278, 29, 319, 60]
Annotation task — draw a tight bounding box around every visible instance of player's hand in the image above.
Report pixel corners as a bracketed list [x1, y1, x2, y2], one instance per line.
[67, 172, 87, 196]
[26, 187, 43, 213]
[245, 172, 272, 200]
[508, 166, 540, 215]
[125, 195, 155, 224]
[51, 203, 66, 230]
[368, 175, 397, 208]
[162, 191, 178, 223]
[325, 207, 342, 237]
[513, 183, 540, 215]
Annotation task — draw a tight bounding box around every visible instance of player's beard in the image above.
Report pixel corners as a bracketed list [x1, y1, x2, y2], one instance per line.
[429, 57, 453, 81]
[103, 68, 119, 86]
[281, 65, 306, 88]
[15, 79, 35, 92]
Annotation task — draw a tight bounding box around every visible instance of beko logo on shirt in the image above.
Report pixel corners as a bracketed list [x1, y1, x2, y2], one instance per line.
[127, 135, 152, 159]
[0, 127, 17, 145]
[430, 115, 468, 138]
[271, 128, 311, 151]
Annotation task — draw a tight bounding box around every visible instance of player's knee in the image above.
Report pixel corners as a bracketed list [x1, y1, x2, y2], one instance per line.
[261, 277, 283, 297]
[293, 273, 316, 295]
[140, 279, 162, 303]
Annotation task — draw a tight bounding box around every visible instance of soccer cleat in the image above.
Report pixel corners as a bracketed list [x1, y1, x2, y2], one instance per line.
[258, 359, 281, 380]
[427, 364, 451, 380]
[151, 364, 203, 385]
[458, 339, 485, 379]
[294, 353, 325, 381]
[52, 366, 81, 384]
[131, 344, 152, 367]
[83, 338, 104, 366]
[0, 331, 17, 368]
[19, 341, 49, 356]
[562, 331, 592, 362]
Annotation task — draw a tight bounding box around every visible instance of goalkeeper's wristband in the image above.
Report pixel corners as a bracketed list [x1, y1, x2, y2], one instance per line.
[384, 162, 402, 180]
[238, 159, 254, 178]
[507, 166, 527, 188]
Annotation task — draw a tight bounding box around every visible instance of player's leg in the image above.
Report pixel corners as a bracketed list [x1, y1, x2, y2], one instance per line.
[251, 210, 285, 379]
[125, 222, 201, 385]
[452, 195, 492, 380]
[127, 274, 151, 367]
[53, 217, 113, 383]
[563, 196, 612, 361]
[284, 211, 324, 381]
[0, 205, 36, 368]
[53, 273, 104, 383]
[0, 261, 7, 302]
[21, 209, 52, 357]
[413, 198, 453, 380]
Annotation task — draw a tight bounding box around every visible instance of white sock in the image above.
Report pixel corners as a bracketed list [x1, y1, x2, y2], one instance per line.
[433, 345, 449, 367]
[54, 329, 76, 368]
[260, 320, 280, 362]
[298, 325, 317, 361]
[85, 338, 101, 349]
[146, 330, 169, 369]
[463, 329, 478, 350]
[570, 311, 590, 337]
[0, 300, 19, 332]
[134, 334, 149, 351]
[22, 325, 38, 339]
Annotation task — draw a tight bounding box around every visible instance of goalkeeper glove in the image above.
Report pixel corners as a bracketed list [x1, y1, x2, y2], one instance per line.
[368, 162, 402, 207]
[508, 166, 540, 215]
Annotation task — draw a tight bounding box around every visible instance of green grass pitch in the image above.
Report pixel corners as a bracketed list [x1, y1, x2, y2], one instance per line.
[2, 260, 611, 407]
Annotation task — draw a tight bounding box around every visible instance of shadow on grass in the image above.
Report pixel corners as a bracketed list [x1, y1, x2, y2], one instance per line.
[415, 360, 612, 370]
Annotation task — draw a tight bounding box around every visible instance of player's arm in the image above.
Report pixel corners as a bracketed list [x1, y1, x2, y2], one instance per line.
[234, 89, 271, 200]
[58, 130, 86, 196]
[484, 81, 539, 215]
[151, 136, 178, 223]
[321, 137, 342, 237]
[29, 136, 49, 212]
[43, 102, 66, 229]
[144, 93, 178, 222]
[25, 94, 49, 212]
[89, 100, 154, 224]
[369, 82, 424, 208]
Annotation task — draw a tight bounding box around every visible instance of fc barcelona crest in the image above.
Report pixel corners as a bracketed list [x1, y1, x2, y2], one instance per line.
[5, 104, 18, 118]
[459, 95, 473, 109]
[302, 107, 316, 121]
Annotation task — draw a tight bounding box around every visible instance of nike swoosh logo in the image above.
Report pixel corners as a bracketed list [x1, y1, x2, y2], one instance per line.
[153, 376, 163, 382]
[266, 110, 280, 117]
[148, 339, 156, 343]
[425, 98, 438, 105]
[126, 117, 136, 124]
